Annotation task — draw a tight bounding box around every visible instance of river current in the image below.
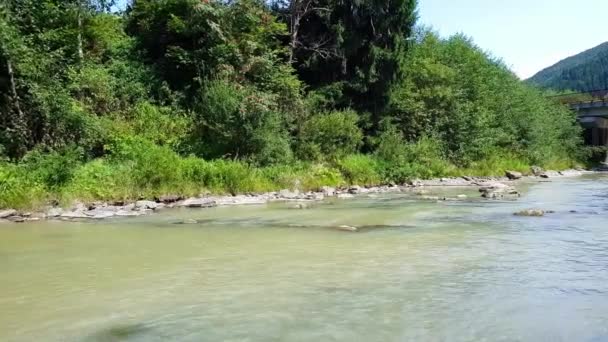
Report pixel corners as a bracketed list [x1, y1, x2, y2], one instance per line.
[1, 175, 608, 341]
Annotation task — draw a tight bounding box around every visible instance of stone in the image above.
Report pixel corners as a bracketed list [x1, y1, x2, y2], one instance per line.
[180, 198, 217, 208]
[289, 203, 311, 210]
[559, 169, 583, 177]
[505, 170, 523, 180]
[46, 207, 63, 218]
[348, 185, 362, 194]
[479, 182, 519, 199]
[321, 186, 336, 197]
[158, 195, 182, 204]
[7, 216, 25, 223]
[278, 189, 300, 199]
[539, 170, 560, 179]
[530, 166, 544, 176]
[0, 209, 17, 219]
[60, 211, 90, 219]
[337, 193, 354, 199]
[457, 194, 468, 199]
[135, 200, 159, 210]
[173, 219, 199, 225]
[514, 209, 545, 217]
[335, 225, 358, 232]
[115, 210, 142, 217]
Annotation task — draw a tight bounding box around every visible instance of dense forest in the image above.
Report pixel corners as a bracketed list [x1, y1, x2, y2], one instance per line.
[0, 0, 583, 208]
[528, 41, 608, 92]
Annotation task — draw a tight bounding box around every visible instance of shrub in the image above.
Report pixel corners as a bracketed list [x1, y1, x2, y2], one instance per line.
[298, 110, 363, 161]
[338, 155, 382, 186]
[20, 147, 84, 189]
[0, 163, 46, 209]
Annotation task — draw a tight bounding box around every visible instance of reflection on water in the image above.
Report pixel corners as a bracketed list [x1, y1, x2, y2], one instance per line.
[1, 175, 608, 341]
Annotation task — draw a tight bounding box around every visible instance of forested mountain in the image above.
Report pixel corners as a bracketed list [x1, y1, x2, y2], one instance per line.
[0, 0, 582, 209]
[528, 42, 608, 92]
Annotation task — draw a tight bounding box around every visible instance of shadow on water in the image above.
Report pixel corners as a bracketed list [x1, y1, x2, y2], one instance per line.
[83, 323, 152, 342]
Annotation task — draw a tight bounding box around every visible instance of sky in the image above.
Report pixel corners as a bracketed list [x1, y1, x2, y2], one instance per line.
[419, 0, 608, 79]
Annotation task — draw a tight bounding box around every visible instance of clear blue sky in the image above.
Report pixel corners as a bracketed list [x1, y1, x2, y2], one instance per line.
[419, 0, 608, 79]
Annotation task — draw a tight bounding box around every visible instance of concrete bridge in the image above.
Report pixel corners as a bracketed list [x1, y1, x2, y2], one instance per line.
[571, 100, 608, 146]
[550, 89, 608, 146]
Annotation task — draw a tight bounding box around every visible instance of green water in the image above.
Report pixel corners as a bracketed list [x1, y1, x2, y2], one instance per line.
[2, 176, 608, 341]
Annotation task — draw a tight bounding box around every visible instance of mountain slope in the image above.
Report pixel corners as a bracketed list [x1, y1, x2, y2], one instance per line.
[528, 42, 608, 92]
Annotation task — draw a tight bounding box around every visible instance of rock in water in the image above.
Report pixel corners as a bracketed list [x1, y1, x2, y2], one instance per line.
[505, 170, 523, 180]
[135, 200, 159, 210]
[479, 182, 519, 199]
[514, 209, 545, 217]
[348, 185, 362, 194]
[539, 170, 560, 179]
[530, 166, 544, 176]
[180, 198, 217, 208]
[278, 189, 300, 199]
[320, 186, 336, 197]
[46, 208, 63, 217]
[0, 209, 17, 219]
[335, 225, 358, 232]
[158, 194, 182, 204]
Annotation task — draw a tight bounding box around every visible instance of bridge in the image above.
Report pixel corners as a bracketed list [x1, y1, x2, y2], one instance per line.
[550, 90, 608, 146]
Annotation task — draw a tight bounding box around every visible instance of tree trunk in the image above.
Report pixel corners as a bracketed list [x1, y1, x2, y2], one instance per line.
[77, 0, 84, 62]
[6, 58, 24, 125]
[288, 1, 301, 64]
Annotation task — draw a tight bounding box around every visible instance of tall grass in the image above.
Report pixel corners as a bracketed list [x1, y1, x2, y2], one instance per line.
[0, 145, 581, 210]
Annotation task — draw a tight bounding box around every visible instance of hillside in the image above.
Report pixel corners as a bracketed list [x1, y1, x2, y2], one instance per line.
[528, 41, 608, 92]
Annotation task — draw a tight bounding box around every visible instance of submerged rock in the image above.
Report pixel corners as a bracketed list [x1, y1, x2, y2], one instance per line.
[514, 209, 546, 217]
[335, 225, 358, 232]
[289, 202, 311, 210]
[559, 169, 584, 177]
[174, 219, 199, 225]
[539, 170, 560, 179]
[7, 215, 25, 223]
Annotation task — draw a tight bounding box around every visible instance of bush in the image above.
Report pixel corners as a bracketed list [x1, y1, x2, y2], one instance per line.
[338, 155, 382, 186]
[0, 163, 46, 209]
[298, 110, 364, 161]
[191, 80, 292, 165]
[20, 147, 84, 189]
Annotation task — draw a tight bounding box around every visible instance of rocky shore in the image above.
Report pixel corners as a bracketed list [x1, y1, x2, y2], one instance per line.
[0, 169, 591, 223]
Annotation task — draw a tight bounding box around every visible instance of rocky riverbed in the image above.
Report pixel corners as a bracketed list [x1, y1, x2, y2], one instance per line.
[0, 169, 590, 223]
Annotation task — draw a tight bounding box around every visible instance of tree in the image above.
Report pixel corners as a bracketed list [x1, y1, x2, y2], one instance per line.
[289, 0, 418, 119]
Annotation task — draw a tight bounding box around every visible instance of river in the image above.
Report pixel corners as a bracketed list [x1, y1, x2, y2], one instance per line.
[1, 175, 608, 341]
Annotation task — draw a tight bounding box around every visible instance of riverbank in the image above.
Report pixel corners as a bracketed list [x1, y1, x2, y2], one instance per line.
[0, 168, 590, 224]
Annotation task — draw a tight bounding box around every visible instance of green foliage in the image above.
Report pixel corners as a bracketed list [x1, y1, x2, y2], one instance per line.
[298, 110, 363, 161]
[190, 80, 293, 165]
[338, 155, 382, 186]
[388, 30, 582, 167]
[0, 0, 590, 209]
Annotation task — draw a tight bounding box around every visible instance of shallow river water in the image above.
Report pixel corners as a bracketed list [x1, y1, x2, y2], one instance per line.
[1, 175, 608, 341]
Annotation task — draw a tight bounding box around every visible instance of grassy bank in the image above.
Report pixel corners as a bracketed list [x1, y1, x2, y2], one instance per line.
[0, 142, 578, 210]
